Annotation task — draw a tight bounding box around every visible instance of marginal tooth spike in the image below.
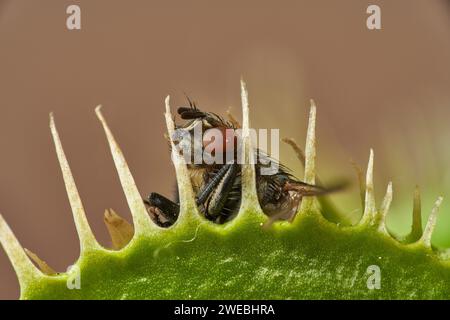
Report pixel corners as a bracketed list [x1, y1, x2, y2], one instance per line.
[350, 159, 365, 210]
[24, 248, 56, 275]
[283, 137, 350, 225]
[303, 100, 316, 185]
[96, 106, 157, 236]
[299, 100, 317, 212]
[104, 209, 134, 250]
[420, 196, 443, 248]
[50, 113, 100, 251]
[377, 182, 393, 232]
[361, 149, 376, 224]
[239, 79, 261, 211]
[0, 214, 42, 284]
[164, 96, 198, 221]
[409, 185, 423, 241]
[282, 138, 306, 167]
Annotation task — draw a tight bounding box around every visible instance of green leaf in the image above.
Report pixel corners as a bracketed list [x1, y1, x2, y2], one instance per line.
[1, 80, 449, 300]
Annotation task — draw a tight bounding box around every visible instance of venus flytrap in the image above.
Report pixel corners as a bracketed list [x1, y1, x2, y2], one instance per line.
[0, 80, 450, 299]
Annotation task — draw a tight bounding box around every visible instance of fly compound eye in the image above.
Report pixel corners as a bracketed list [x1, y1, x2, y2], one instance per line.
[203, 127, 237, 154]
[203, 128, 221, 149]
[223, 130, 237, 152]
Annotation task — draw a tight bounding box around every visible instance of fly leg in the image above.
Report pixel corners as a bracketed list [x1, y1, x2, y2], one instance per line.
[202, 164, 239, 221]
[144, 193, 180, 227]
[195, 164, 235, 205]
[144, 164, 239, 227]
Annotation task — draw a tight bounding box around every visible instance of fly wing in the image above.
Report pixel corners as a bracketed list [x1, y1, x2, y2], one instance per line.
[284, 180, 348, 196]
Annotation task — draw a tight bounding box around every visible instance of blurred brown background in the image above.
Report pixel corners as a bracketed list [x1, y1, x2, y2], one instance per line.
[1, 0, 450, 299]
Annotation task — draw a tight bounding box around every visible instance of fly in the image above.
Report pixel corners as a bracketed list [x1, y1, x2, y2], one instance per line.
[144, 98, 342, 227]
